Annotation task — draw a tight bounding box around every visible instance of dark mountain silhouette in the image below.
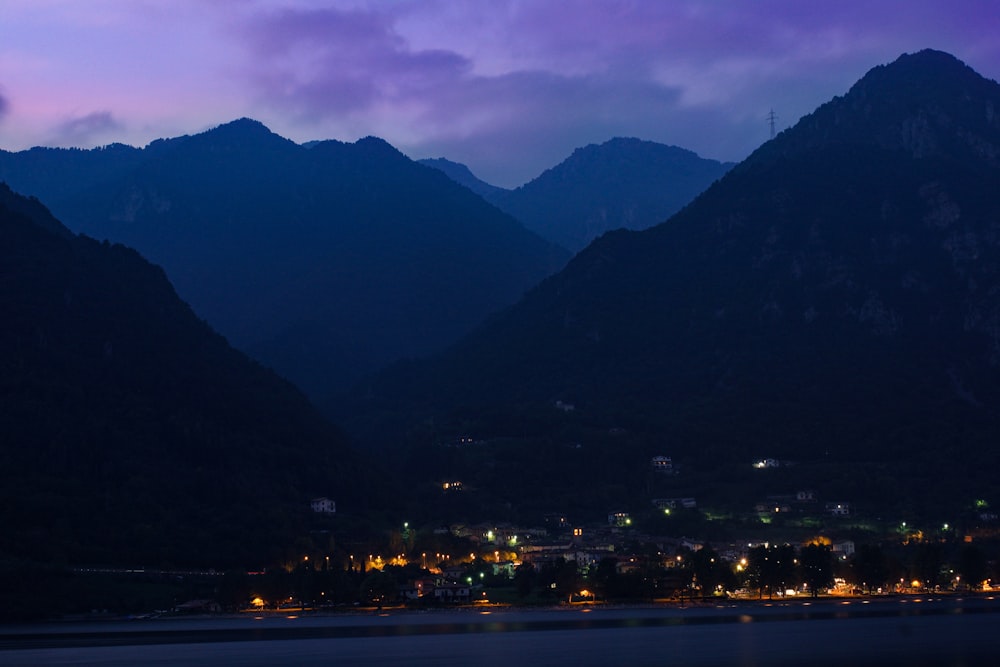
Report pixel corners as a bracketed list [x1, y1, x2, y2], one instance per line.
[427, 138, 731, 252]
[0, 183, 373, 568]
[0, 143, 146, 206]
[347, 50, 1000, 508]
[0, 120, 568, 398]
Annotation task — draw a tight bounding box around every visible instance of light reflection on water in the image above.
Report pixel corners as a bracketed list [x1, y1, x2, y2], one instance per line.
[3, 599, 1000, 666]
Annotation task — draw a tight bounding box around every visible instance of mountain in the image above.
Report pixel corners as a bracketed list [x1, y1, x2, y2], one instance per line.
[0, 183, 374, 568]
[483, 138, 733, 251]
[418, 157, 507, 200]
[0, 120, 569, 399]
[346, 50, 1000, 513]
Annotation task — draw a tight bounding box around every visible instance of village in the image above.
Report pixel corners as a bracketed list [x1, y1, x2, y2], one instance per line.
[261, 454, 997, 613]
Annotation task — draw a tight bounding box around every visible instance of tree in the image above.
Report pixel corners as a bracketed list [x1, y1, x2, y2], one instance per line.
[798, 544, 833, 598]
[359, 571, 397, 605]
[592, 557, 620, 599]
[747, 544, 795, 599]
[959, 544, 988, 590]
[514, 562, 535, 599]
[851, 544, 889, 594]
[911, 542, 944, 589]
[690, 547, 731, 598]
[538, 558, 579, 600]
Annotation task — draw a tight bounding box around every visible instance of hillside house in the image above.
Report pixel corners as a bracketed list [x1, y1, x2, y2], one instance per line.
[433, 583, 472, 602]
[310, 497, 336, 514]
[651, 456, 674, 473]
[832, 540, 856, 559]
[653, 497, 697, 510]
[825, 502, 851, 517]
[608, 511, 632, 527]
[755, 501, 792, 516]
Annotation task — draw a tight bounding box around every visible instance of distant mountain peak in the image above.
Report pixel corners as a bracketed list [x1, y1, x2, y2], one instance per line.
[565, 137, 704, 166]
[215, 117, 271, 133]
[876, 48, 971, 76]
[194, 118, 296, 152]
[753, 48, 1000, 166]
[302, 135, 409, 168]
[488, 137, 733, 250]
[421, 157, 476, 178]
[847, 48, 989, 102]
[418, 157, 507, 199]
[354, 135, 406, 157]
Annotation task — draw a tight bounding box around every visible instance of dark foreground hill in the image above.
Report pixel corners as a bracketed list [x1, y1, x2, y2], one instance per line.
[346, 50, 1000, 516]
[0, 184, 373, 568]
[0, 122, 568, 399]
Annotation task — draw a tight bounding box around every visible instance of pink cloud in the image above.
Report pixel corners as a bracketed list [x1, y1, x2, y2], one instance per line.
[47, 111, 123, 147]
[1, 1, 998, 185]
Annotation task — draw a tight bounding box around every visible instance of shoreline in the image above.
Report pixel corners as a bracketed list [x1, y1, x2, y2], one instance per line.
[4, 591, 998, 632]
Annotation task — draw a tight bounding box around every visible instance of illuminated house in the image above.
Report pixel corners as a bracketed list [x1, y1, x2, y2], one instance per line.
[651, 456, 674, 473]
[832, 540, 856, 558]
[608, 511, 632, 527]
[433, 583, 472, 602]
[825, 502, 851, 517]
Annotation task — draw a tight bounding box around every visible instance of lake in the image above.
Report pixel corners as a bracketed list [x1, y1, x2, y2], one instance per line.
[2, 596, 997, 666]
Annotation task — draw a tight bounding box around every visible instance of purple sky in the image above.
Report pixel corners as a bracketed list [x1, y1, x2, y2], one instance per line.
[1, 1, 998, 187]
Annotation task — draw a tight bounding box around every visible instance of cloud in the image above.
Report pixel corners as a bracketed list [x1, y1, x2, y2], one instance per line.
[0, 90, 9, 120]
[231, 4, 700, 184]
[235, 5, 470, 118]
[227, 0, 1000, 186]
[48, 111, 124, 147]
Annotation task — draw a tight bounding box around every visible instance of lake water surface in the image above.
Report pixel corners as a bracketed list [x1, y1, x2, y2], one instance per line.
[2, 596, 997, 666]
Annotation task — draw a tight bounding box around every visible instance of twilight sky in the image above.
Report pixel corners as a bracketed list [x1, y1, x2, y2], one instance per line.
[1, 1, 998, 187]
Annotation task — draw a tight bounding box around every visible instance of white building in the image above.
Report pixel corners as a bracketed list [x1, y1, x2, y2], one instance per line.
[311, 497, 336, 514]
[825, 502, 850, 517]
[651, 456, 674, 473]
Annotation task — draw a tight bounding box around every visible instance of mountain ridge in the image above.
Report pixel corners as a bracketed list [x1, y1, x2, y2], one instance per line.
[429, 137, 734, 251]
[343, 50, 1000, 509]
[0, 121, 569, 399]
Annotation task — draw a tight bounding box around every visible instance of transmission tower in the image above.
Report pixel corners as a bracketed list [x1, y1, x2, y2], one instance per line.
[767, 109, 778, 140]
